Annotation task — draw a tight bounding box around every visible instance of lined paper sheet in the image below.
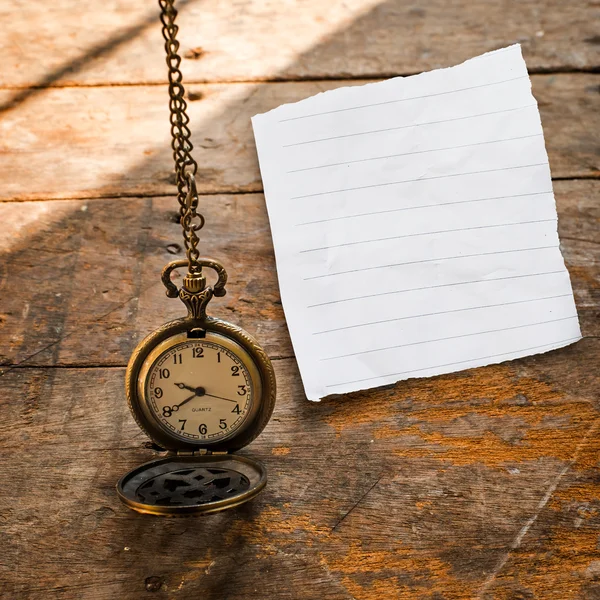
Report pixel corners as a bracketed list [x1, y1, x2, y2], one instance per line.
[252, 45, 581, 401]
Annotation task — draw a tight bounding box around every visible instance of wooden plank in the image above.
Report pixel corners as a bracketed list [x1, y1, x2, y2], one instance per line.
[2, 3, 598, 598]
[1, 339, 599, 598]
[0, 74, 598, 202]
[0, 194, 287, 368]
[1, 0, 598, 89]
[0, 179, 598, 370]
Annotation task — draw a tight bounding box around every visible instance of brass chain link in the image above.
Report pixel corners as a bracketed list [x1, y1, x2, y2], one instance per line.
[159, 0, 204, 272]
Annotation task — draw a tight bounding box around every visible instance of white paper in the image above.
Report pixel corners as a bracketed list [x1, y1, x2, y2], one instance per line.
[252, 45, 581, 401]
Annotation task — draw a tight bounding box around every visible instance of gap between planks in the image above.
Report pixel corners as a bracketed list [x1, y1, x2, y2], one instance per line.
[0, 355, 295, 372]
[0, 66, 598, 91]
[0, 189, 263, 204]
[3, 339, 599, 373]
[0, 176, 598, 205]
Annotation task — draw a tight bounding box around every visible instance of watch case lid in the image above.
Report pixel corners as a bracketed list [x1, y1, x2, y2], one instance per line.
[116, 453, 266, 516]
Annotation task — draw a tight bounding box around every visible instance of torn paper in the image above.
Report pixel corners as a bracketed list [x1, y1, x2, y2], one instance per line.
[252, 44, 581, 401]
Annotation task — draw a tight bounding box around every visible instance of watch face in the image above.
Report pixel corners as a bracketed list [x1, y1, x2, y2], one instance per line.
[143, 338, 255, 443]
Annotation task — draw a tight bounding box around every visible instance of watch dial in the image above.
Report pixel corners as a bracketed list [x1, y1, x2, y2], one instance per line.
[145, 340, 253, 442]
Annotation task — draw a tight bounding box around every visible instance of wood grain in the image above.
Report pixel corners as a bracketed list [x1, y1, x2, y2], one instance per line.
[1, 341, 599, 599]
[0, 74, 598, 202]
[1, 1, 599, 598]
[0, 179, 597, 371]
[1, 0, 598, 89]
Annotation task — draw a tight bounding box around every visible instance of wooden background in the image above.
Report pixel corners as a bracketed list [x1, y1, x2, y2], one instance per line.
[0, 1, 598, 598]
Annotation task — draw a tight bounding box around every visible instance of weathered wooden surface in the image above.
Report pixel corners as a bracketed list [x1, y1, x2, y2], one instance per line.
[1, 0, 598, 88]
[0, 74, 598, 201]
[2, 344, 599, 599]
[0, 180, 598, 370]
[1, 0, 599, 598]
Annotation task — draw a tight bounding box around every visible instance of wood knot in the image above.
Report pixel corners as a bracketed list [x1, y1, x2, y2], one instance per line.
[145, 576, 164, 592]
[184, 47, 206, 59]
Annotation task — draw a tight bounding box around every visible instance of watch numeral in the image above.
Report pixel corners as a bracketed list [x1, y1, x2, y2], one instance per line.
[159, 368, 170, 379]
[231, 365, 240, 376]
[178, 419, 187, 430]
[232, 404, 241, 414]
[237, 385, 247, 396]
[199, 423, 207, 435]
[219, 419, 227, 430]
[173, 353, 182, 365]
[193, 347, 204, 358]
[217, 351, 221, 363]
[154, 387, 163, 398]
[162, 405, 178, 417]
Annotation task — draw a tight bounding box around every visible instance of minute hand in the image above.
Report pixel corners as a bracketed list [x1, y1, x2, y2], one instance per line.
[175, 392, 198, 409]
[204, 393, 237, 403]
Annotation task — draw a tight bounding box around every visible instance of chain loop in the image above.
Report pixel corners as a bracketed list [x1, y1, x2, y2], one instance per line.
[159, 0, 203, 271]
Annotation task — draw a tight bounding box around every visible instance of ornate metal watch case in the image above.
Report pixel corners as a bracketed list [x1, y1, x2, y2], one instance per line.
[117, 258, 277, 516]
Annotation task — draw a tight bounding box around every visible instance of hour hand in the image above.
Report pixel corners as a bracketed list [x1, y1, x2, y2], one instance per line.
[175, 382, 196, 393]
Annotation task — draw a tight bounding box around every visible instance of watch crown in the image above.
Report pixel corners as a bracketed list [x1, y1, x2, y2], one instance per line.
[162, 257, 228, 320]
[183, 272, 206, 293]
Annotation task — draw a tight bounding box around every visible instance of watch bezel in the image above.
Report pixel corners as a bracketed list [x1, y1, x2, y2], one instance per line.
[126, 317, 276, 452]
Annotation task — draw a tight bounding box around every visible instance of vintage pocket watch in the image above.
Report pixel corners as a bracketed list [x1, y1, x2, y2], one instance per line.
[116, 0, 276, 516]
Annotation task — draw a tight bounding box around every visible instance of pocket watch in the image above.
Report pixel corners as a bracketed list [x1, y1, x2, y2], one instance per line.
[116, 0, 276, 516]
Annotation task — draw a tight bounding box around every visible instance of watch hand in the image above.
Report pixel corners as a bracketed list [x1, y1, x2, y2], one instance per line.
[174, 392, 198, 409]
[203, 393, 237, 403]
[175, 382, 196, 393]
[171, 386, 207, 409]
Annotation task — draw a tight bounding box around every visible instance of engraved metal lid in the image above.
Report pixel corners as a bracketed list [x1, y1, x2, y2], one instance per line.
[117, 454, 266, 516]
